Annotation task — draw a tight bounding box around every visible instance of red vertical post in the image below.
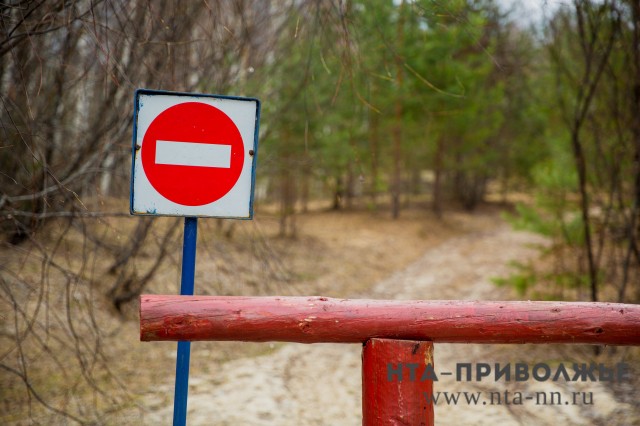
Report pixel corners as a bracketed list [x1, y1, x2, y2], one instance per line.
[362, 338, 434, 426]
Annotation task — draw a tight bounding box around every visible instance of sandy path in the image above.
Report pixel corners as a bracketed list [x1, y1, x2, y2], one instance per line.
[144, 220, 635, 425]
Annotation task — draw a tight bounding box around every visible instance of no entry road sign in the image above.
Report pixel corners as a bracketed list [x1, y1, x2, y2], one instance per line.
[130, 89, 260, 218]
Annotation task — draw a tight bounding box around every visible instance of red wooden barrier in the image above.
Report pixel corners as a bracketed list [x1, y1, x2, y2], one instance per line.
[362, 339, 434, 426]
[140, 295, 640, 345]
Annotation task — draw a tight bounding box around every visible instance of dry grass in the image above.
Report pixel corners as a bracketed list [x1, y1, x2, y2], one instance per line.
[0, 199, 461, 424]
[1, 200, 637, 424]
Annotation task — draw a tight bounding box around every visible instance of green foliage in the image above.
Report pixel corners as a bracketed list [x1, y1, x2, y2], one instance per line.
[497, 0, 640, 301]
[247, 0, 638, 301]
[492, 261, 537, 296]
[505, 139, 584, 245]
[249, 0, 544, 213]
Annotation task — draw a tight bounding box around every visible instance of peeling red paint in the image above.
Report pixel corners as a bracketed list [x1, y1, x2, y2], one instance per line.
[140, 295, 640, 345]
[363, 339, 434, 426]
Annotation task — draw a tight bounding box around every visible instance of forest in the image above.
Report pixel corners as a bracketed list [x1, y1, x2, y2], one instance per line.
[1, 0, 639, 424]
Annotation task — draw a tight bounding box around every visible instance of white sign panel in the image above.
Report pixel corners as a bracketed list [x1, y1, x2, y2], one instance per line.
[130, 89, 260, 219]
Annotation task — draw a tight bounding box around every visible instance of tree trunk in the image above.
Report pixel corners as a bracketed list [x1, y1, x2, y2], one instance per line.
[346, 160, 355, 209]
[279, 153, 296, 237]
[391, 0, 405, 219]
[432, 138, 444, 218]
[369, 84, 380, 210]
[620, 0, 640, 302]
[571, 130, 598, 302]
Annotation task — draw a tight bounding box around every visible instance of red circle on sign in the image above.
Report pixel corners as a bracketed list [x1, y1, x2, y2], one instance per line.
[141, 102, 244, 206]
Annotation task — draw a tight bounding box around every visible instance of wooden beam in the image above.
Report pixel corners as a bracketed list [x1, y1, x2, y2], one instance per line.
[140, 295, 640, 345]
[362, 339, 434, 426]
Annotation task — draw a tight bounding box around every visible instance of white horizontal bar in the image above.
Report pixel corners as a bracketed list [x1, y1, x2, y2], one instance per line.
[155, 140, 231, 168]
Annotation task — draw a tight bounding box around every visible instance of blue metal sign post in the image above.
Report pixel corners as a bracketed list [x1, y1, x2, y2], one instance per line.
[130, 89, 260, 426]
[173, 217, 198, 426]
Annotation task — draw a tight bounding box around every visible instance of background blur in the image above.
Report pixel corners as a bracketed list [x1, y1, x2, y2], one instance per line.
[1, 0, 639, 424]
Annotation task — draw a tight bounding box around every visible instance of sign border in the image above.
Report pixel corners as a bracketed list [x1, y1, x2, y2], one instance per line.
[130, 88, 261, 219]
